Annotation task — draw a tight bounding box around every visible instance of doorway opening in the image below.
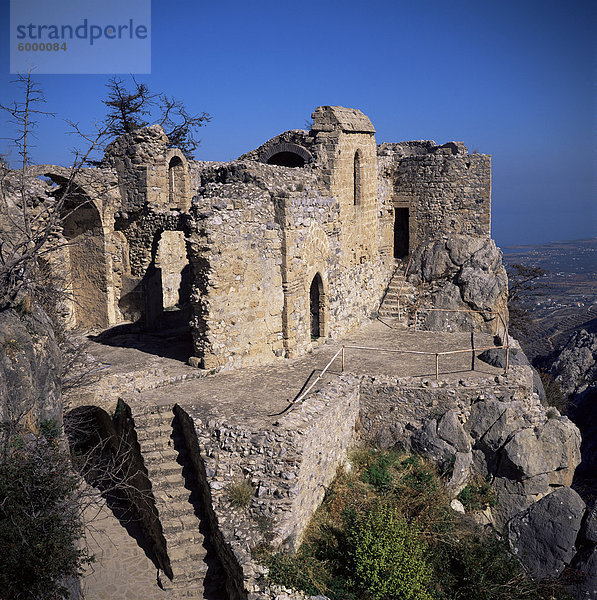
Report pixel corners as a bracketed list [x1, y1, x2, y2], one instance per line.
[310, 274, 324, 339]
[394, 207, 410, 259]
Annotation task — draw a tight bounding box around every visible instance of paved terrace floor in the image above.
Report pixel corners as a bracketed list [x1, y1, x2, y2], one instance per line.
[83, 319, 505, 429]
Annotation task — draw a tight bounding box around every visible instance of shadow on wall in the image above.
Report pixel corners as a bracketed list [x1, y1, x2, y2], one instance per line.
[64, 404, 168, 575]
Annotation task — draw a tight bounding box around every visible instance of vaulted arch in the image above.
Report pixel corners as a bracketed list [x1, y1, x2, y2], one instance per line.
[261, 142, 313, 167]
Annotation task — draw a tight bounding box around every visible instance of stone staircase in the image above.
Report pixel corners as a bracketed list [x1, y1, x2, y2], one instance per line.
[132, 404, 226, 600]
[378, 266, 419, 325]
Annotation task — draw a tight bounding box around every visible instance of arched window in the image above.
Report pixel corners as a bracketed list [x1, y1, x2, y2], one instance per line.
[309, 273, 324, 339]
[353, 150, 362, 206]
[168, 156, 185, 209]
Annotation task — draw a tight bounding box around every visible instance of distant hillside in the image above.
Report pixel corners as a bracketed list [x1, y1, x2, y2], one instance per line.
[501, 238, 597, 360]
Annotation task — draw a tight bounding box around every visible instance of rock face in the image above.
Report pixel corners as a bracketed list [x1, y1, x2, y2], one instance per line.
[549, 329, 597, 398]
[508, 487, 585, 580]
[0, 306, 62, 432]
[407, 235, 509, 335]
[549, 329, 597, 489]
[359, 366, 582, 523]
[571, 549, 597, 600]
[478, 342, 546, 401]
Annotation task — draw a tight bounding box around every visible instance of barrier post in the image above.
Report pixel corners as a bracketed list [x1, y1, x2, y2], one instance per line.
[341, 346, 345, 372]
[435, 353, 439, 380]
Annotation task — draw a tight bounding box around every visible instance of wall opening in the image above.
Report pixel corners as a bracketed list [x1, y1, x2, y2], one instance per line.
[168, 156, 186, 210]
[310, 274, 324, 339]
[62, 198, 110, 330]
[266, 151, 305, 167]
[353, 150, 362, 206]
[146, 230, 192, 332]
[394, 207, 410, 259]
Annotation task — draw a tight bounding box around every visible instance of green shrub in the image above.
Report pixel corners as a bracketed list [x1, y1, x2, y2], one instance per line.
[0, 433, 92, 599]
[344, 502, 431, 600]
[257, 448, 572, 600]
[457, 479, 498, 512]
[361, 451, 397, 491]
[260, 551, 330, 596]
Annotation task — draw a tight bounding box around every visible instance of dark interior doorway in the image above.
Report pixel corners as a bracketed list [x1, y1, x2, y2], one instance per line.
[394, 207, 410, 259]
[310, 274, 323, 339]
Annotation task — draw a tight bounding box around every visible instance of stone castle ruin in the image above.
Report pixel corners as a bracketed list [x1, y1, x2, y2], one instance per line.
[39, 105, 504, 372]
[11, 107, 586, 600]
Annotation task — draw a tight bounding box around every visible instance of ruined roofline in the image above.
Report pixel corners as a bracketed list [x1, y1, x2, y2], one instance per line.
[311, 105, 376, 133]
[236, 129, 315, 167]
[377, 140, 487, 158]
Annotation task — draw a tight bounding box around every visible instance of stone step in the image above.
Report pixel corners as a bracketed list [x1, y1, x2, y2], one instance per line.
[132, 407, 211, 595]
[383, 296, 416, 305]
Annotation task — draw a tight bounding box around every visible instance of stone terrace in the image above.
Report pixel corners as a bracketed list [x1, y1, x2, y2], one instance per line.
[74, 318, 505, 425]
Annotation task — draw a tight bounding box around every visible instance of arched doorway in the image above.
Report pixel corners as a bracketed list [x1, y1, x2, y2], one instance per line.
[310, 274, 324, 339]
[62, 198, 109, 329]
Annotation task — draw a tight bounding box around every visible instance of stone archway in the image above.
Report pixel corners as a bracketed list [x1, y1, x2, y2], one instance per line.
[261, 142, 313, 167]
[62, 197, 110, 329]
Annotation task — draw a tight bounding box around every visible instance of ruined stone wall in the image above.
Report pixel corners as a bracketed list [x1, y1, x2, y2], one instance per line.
[378, 141, 491, 248]
[278, 185, 392, 356]
[187, 155, 393, 368]
[177, 376, 360, 597]
[186, 163, 287, 370]
[109, 209, 191, 327]
[102, 125, 170, 212]
[311, 106, 379, 267]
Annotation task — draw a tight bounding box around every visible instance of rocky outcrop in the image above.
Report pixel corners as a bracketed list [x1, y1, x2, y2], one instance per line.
[549, 329, 597, 398]
[408, 235, 509, 336]
[548, 329, 597, 490]
[508, 487, 585, 579]
[359, 366, 581, 523]
[0, 306, 62, 433]
[478, 341, 546, 401]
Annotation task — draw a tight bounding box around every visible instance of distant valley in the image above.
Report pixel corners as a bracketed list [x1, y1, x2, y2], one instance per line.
[502, 238, 597, 360]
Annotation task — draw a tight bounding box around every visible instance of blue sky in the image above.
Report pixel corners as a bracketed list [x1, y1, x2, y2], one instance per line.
[0, 0, 595, 247]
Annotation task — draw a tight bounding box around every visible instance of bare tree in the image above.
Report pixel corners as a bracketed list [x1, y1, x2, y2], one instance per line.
[506, 263, 548, 339]
[0, 72, 115, 312]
